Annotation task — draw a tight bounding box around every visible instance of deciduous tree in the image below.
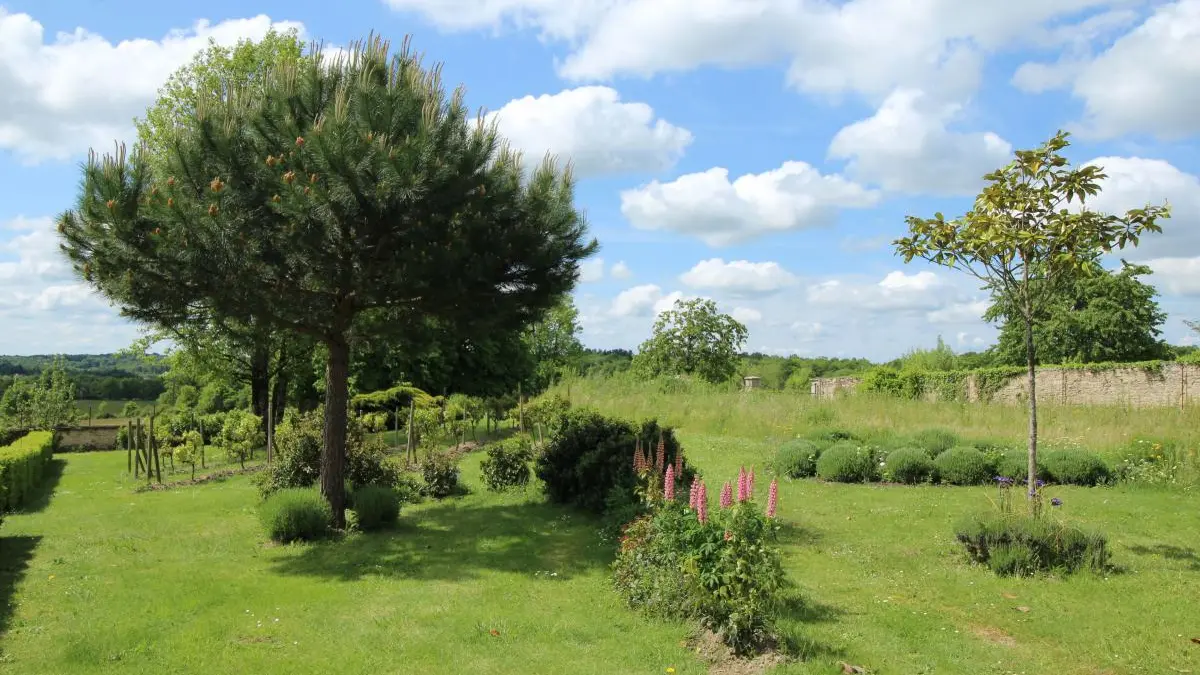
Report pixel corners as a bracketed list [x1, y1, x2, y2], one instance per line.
[633, 298, 748, 384]
[895, 131, 1169, 499]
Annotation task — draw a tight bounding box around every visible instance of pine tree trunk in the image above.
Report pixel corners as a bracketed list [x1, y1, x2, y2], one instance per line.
[1024, 306, 1039, 499]
[272, 366, 289, 427]
[321, 335, 350, 529]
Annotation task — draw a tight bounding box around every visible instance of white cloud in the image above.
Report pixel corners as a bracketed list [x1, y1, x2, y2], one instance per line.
[790, 321, 825, 341]
[621, 162, 880, 246]
[610, 261, 633, 280]
[807, 270, 949, 311]
[828, 88, 1012, 196]
[385, 0, 1133, 103]
[731, 307, 763, 324]
[0, 10, 305, 161]
[1145, 258, 1200, 296]
[1081, 156, 1200, 260]
[679, 258, 797, 296]
[1014, 0, 1200, 139]
[579, 257, 605, 282]
[485, 86, 693, 177]
[610, 283, 664, 317]
[928, 299, 991, 324]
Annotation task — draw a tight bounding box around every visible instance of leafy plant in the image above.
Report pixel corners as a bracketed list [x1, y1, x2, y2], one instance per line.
[911, 428, 961, 457]
[934, 447, 996, 485]
[955, 512, 1109, 576]
[351, 485, 401, 531]
[259, 488, 332, 543]
[772, 439, 821, 478]
[479, 436, 534, 491]
[421, 452, 462, 499]
[632, 298, 748, 384]
[254, 408, 400, 497]
[883, 447, 937, 484]
[216, 410, 263, 469]
[815, 441, 875, 483]
[1042, 449, 1111, 486]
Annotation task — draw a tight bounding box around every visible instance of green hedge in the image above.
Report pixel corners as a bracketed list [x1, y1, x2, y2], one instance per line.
[0, 431, 56, 512]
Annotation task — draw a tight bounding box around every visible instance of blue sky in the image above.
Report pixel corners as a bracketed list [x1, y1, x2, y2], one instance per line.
[2, 0, 1199, 360]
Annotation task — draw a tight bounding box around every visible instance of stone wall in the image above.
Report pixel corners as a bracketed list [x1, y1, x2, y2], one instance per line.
[810, 363, 1200, 407]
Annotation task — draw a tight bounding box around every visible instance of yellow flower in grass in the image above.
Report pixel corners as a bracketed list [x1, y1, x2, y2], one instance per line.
[665, 668, 676, 674]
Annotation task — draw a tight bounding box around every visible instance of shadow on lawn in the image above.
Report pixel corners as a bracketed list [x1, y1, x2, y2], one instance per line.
[14, 459, 66, 514]
[0, 536, 41, 637]
[1128, 543, 1200, 571]
[269, 501, 609, 582]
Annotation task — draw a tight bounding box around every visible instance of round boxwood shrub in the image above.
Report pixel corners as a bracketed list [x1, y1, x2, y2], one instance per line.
[883, 447, 937, 484]
[773, 439, 822, 478]
[351, 485, 401, 531]
[934, 446, 996, 485]
[260, 488, 332, 543]
[994, 449, 1047, 483]
[816, 441, 875, 483]
[912, 428, 961, 457]
[1042, 450, 1110, 486]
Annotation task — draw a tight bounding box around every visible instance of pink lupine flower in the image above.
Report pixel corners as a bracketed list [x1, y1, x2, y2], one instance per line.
[697, 483, 709, 523]
[655, 437, 666, 473]
[664, 465, 675, 501]
[767, 479, 779, 518]
[724, 530, 733, 541]
[674, 449, 683, 477]
[720, 481, 733, 509]
[689, 477, 701, 509]
[749, 466, 756, 497]
[736, 466, 748, 502]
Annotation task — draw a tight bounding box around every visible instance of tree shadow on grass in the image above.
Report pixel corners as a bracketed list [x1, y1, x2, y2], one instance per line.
[775, 520, 822, 547]
[268, 501, 610, 583]
[1128, 543, 1200, 571]
[0, 536, 41, 637]
[14, 459, 65, 514]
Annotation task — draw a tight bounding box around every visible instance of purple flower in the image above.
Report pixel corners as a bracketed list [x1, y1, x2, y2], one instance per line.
[994, 476, 1013, 486]
[1051, 497, 1062, 507]
[1036, 480, 1044, 488]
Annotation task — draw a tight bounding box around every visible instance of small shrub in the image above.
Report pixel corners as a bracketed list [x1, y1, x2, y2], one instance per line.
[803, 427, 860, 445]
[955, 512, 1110, 576]
[351, 485, 401, 531]
[994, 449, 1047, 483]
[255, 408, 401, 497]
[259, 488, 331, 543]
[421, 452, 461, 498]
[1042, 450, 1110, 486]
[935, 446, 996, 485]
[480, 436, 534, 491]
[912, 428, 960, 457]
[773, 439, 821, 478]
[816, 441, 875, 483]
[392, 471, 424, 504]
[883, 447, 936, 484]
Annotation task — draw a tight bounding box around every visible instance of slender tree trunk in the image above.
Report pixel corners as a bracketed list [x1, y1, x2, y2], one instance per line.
[266, 388, 274, 464]
[250, 345, 271, 444]
[321, 335, 350, 529]
[406, 400, 415, 465]
[272, 366, 289, 427]
[1024, 307, 1039, 499]
[518, 382, 525, 432]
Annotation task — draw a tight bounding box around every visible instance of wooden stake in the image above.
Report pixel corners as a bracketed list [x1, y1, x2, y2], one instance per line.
[126, 420, 133, 473]
[406, 400, 416, 465]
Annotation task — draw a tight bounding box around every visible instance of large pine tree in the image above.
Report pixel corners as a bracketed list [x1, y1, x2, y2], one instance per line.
[59, 34, 596, 526]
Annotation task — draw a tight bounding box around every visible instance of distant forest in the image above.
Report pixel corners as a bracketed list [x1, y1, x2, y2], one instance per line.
[0, 353, 167, 401]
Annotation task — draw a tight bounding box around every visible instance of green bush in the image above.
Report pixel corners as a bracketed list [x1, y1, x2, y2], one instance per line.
[994, 449, 1046, 483]
[803, 428, 860, 445]
[955, 513, 1110, 576]
[613, 501, 789, 655]
[1042, 450, 1110, 486]
[883, 447, 937, 484]
[536, 408, 694, 516]
[421, 452, 461, 498]
[912, 428, 961, 457]
[259, 488, 332, 543]
[935, 447, 996, 485]
[0, 431, 56, 511]
[351, 485, 401, 531]
[772, 439, 821, 478]
[816, 441, 875, 483]
[254, 408, 401, 497]
[480, 436, 534, 491]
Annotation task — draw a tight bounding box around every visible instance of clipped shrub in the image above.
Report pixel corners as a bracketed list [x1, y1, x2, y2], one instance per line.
[955, 513, 1110, 576]
[351, 485, 401, 531]
[994, 449, 1046, 483]
[1041, 449, 1110, 486]
[804, 428, 860, 445]
[935, 446, 996, 485]
[816, 441, 875, 483]
[259, 488, 332, 543]
[613, 501, 789, 655]
[421, 452, 461, 498]
[772, 439, 821, 478]
[536, 408, 694, 516]
[255, 408, 401, 497]
[480, 436, 534, 491]
[0, 431, 56, 511]
[912, 428, 961, 457]
[883, 447, 937, 484]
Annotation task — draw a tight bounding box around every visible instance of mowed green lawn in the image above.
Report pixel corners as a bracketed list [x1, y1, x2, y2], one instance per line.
[1, 434, 1199, 674]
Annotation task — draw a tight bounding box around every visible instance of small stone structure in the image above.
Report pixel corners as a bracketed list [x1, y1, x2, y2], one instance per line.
[742, 376, 762, 391]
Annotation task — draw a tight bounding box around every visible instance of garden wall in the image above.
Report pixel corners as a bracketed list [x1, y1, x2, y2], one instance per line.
[810, 363, 1200, 408]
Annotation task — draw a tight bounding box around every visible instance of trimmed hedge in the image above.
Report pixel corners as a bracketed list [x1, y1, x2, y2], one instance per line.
[259, 488, 332, 543]
[883, 447, 937, 484]
[934, 447, 996, 486]
[816, 441, 875, 483]
[1042, 450, 1111, 486]
[773, 439, 822, 478]
[0, 431, 56, 512]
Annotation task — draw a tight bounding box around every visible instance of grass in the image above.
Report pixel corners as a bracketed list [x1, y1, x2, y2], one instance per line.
[74, 400, 159, 424]
[1, 379, 1198, 673]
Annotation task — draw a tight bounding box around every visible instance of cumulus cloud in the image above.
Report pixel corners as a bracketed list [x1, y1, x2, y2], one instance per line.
[1145, 258, 1200, 297]
[679, 259, 797, 296]
[0, 10, 305, 161]
[485, 86, 693, 177]
[731, 307, 763, 324]
[1014, 0, 1200, 139]
[579, 257, 605, 283]
[610, 261, 633, 280]
[384, 0, 1134, 103]
[1081, 156, 1200, 261]
[828, 88, 1012, 196]
[928, 299, 991, 324]
[621, 162, 879, 246]
[608, 284, 701, 317]
[807, 270, 949, 312]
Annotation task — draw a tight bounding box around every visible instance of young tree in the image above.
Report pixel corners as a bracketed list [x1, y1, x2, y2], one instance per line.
[58, 35, 596, 526]
[632, 298, 748, 384]
[0, 360, 79, 431]
[985, 259, 1169, 365]
[894, 131, 1169, 498]
[523, 297, 584, 391]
